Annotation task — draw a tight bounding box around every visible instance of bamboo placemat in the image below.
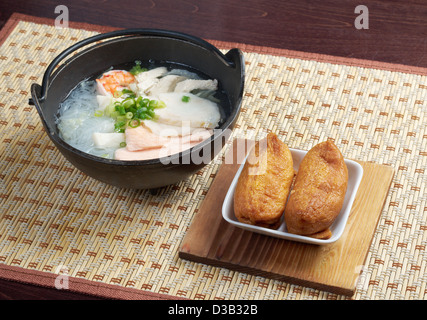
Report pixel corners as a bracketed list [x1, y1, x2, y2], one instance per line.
[0, 14, 426, 300]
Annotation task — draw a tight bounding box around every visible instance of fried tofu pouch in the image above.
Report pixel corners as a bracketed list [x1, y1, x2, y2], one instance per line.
[284, 141, 348, 239]
[233, 133, 294, 229]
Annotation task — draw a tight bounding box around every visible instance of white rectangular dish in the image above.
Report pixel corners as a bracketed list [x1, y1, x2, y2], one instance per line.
[221, 147, 364, 245]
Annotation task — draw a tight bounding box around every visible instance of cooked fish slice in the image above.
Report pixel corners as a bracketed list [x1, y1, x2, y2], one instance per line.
[135, 67, 168, 94]
[146, 75, 186, 97]
[156, 92, 221, 128]
[174, 79, 218, 93]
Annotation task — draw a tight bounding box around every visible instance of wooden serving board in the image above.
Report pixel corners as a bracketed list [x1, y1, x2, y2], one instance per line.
[179, 139, 395, 296]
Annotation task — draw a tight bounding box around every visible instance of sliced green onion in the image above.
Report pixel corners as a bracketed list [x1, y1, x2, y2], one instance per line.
[114, 104, 125, 115]
[115, 121, 126, 128]
[129, 61, 148, 75]
[114, 121, 126, 132]
[119, 142, 127, 148]
[128, 119, 140, 128]
[147, 110, 155, 119]
[110, 111, 119, 119]
[141, 98, 150, 107]
[121, 89, 136, 98]
[149, 100, 158, 108]
[182, 95, 190, 102]
[104, 103, 115, 116]
[116, 115, 127, 123]
[135, 96, 142, 107]
[157, 100, 166, 108]
[103, 86, 166, 127]
[94, 110, 103, 117]
[122, 98, 135, 110]
[134, 109, 143, 119]
[113, 91, 122, 98]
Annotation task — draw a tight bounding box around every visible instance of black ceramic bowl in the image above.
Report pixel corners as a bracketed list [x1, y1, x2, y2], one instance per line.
[30, 29, 244, 189]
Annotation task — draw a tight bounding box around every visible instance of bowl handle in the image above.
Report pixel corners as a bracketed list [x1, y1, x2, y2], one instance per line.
[28, 28, 237, 105]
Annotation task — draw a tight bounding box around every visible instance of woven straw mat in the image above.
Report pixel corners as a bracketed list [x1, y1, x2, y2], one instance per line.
[0, 20, 426, 300]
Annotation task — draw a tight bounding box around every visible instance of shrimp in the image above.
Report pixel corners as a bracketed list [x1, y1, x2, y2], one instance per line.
[96, 70, 136, 96]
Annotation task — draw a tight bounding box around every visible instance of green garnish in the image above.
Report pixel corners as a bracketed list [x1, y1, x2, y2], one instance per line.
[128, 119, 141, 128]
[113, 89, 137, 99]
[182, 95, 190, 102]
[94, 110, 103, 117]
[106, 96, 165, 131]
[113, 91, 122, 98]
[119, 142, 127, 148]
[121, 98, 135, 110]
[129, 61, 148, 75]
[121, 89, 137, 98]
[115, 104, 126, 115]
[114, 121, 126, 133]
[100, 63, 168, 131]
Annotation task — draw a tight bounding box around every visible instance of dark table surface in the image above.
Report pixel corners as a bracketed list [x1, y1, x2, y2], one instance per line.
[0, 0, 426, 300]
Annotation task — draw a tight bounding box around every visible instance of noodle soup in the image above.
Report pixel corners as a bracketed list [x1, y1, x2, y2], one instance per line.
[56, 60, 228, 161]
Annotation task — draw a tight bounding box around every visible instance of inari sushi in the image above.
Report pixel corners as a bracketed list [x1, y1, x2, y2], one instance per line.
[284, 140, 348, 239]
[233, 133, 294, 229]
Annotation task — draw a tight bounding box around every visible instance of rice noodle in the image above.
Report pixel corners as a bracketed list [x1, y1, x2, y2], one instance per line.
[56, 81, 116, 158]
